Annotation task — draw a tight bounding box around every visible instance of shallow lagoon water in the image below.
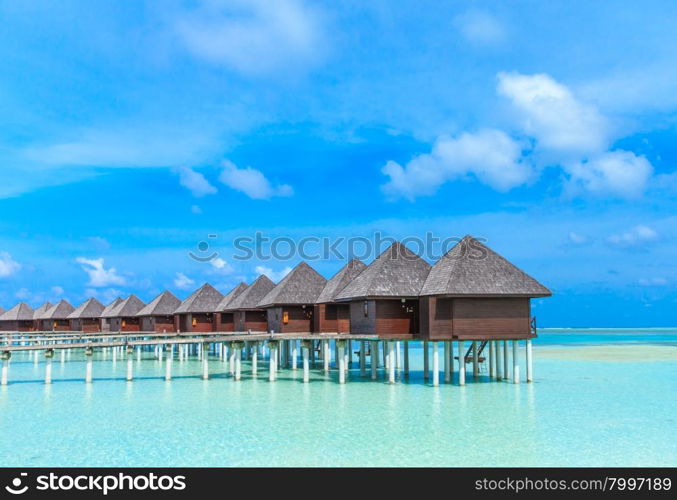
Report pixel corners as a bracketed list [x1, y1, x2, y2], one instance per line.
[1, 329, 676, 467]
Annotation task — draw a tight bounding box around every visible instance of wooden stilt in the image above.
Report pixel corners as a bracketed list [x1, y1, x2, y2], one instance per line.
[512, 340, 519, 383]
[338, 341, 346, 384]
[404, 341, 409, 378]
[251, 342, 258, 376]
[371, 340, 378, 380]
[432, 342, 439, 387]
[359, 341, 366, 377]
[526, 339, 533, 382]
[444, 341, 450, 383]
[202, 344, 209, 380]
[503, 340, 510, 381]
[472, 341, 479, 378]
[423, 341, 429, 380]
[1, 352, 9, 385]
[458, 341, 465, 386]
[302, 341, 310, 383]
[388, 342, 396, 384]
[44, 350, 54, 384]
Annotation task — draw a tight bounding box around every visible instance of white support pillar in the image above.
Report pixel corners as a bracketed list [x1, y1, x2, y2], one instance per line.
[458, 341, 465, 386]
[60, 348, 65, 364]
[165, 346, 173, 381]
[388, 342, 396, 384]
[292, 340, 298, 370]
[222, 342, 228, 365]
[269, 342, 277, 382]
[359, 341, 366, 377]
[343, 343, 349, 377]
[323, 340, 330, 372]
[526, 339, 533, 382]
[503, 340, 510, 381]
[496, 341, 502, 380]
[338, 341, 346, 384]
[489, 341, 495, 378]
[1, 355, 9, 386]
[127, 350, 134, 381]
[432, 342, 440, 387]
[137, 346, 142, 362]
[395, 341, 401, 371]
[370, 340, 378, 380]
[235, 344, 242, 381]
[404, 341, 409, 377]
[112, 346, 117, 363]
[302, 341, 310, 383]
[423, 341, 429, 380]
[444, 341, 451, 383]
[512, 340, 519, 384]
[45, 351, 53, 384]
[202, 344, 209, 380]
[472, 341, 479, 378]
[229, 343, 235, 376]
[251, 342, 258, 376]
[85, 349, 93, 383]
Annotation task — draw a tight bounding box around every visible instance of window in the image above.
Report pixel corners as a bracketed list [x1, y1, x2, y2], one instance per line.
[283, 311, 289, 324]
[364, 300, 368, 317]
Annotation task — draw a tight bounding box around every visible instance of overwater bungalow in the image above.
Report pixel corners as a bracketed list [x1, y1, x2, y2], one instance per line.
[37, 300, 75, 331]
[335, 242, 431, 339]
[67, 297, 105, 332]
[215, 282, 248, 332]
[0, 302, 35, 331]
[100, 297, 123, 332]
[106, 295, 145, 332]
[135, 291, 181, 332]
[419, 235, 551, 341]
[173, 283, 224, 332]
[314, 259, 366, 333]
[257, 263, 327, 334]
[225, 275, 276, 332]
[32, 302, 52, 330]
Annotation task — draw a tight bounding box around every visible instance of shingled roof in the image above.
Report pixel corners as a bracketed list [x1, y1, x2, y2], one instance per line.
[316, 259, 367, 303]
[101, 297, 124, 318]
[216, 282, 249, 311]
[136, 291, 181, 317]
[68, 298, 105, 319]
[40, 300, 75, 320]
[174, 283, 224, 313]
[226, 275, 276, 310]
[420, 235, 552, 297]
[335, 243, 431, 300]
[257, 263, 327, 307]
[107, 295, 145, 317]
[32, 302, 53, 320]
[0, 302, 35, 321]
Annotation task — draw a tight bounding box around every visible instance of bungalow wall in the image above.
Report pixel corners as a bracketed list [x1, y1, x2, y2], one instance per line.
[140, 316, 176, 333]
[183, 313, 217, 333]
[70, 318, 101, 333]
[39, 319, 70, 331]
[109, 317, 141, 332]
[421, 297, 532, 340]
[0, 320, 34, 332]
[266, 306, 313, 333]
[348, 299, 419, 339]
[217, 312, 235, 332]
[235, 310, 268, 332]
[314, 303, 351, 333]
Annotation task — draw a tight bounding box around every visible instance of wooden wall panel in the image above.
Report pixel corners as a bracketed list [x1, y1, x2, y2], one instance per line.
[375, 299, 419, 339]
[453, 298, 530, 339]
[349, 300, 375, 334]
[243, 310, 268, 332]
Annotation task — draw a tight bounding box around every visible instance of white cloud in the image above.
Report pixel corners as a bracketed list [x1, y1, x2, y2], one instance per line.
[497, 71, 610, 156]
[607, 225, 659, 247]
[174, 272, 195, 290]
[568, 232, 588, 245]
[219, 160, 293, 200]
[255, 265, 292, 282]
[176, 166, 218, 197]
[51, 286, 65, 296]
[191, 205, 203, 214]
[85, 287, 123, 304]
[210, 257, 234, 274]
[381, 129, 532, 200]
[176, 0, 324, 76]
[76, 257, 126, 287]
[564, 150, 653, 199]
[638, 277, 668, 287]
[15, 287, 31, 300]
[454, 10, 505, 45]
[0, 252, 21, 278]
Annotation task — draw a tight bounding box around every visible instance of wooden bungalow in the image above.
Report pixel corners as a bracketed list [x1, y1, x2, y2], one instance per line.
[32, 302, 52, 330]
[37, 300, 75, 331]
[105, 295, 146, 332]
[100, 297, 123, 332]
[215, 282, 248, 332]
[67, 298, 105, 332]
[335, 242, 431, 339]
[135, 291, 181, 332]
[314, 259, 366, 333]
[173, 283, 224, 333]
[419, 235, 551, 341]
[257, 263, 327, 334]
[0, 302, 35, 331]
[225, 275, 276, 332]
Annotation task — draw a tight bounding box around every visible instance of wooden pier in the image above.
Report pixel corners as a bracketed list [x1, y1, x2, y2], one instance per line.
[0, 330, 533, 387]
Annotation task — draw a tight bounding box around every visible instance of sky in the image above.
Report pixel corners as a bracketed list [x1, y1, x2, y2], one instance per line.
[1, 0, 676, 327]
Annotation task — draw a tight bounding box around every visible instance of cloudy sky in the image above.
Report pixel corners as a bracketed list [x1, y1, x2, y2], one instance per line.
[1, 0, 676, 327]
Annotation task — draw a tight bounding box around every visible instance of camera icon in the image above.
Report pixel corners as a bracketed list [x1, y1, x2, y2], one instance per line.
[5, 473, 28, 495]
[188, 234, 219, 263]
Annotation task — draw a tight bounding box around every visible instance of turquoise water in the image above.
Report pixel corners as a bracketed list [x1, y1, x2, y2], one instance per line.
[1, 329, 676, 467]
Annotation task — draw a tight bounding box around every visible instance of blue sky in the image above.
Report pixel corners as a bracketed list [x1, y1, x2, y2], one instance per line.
[1, 0, 676, 327]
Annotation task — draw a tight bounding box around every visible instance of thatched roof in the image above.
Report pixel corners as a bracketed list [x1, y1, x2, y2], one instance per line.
[257, 263, 327, 307]
[32, 302, 53, 320]
[136, 291, 181, 317]
[101, 297, 124, 318]
[40, 300, 75, 320]
[0, 302, 35, 321]
[174, 283, 224, 313]
[216, 282, 249, 311]
[420, 235, 551, 297]
[316, 259, 367, 303]
[107, 295, 145, 317]
[226, 275, 276, 310]
[335, 242, 431, 300]
[67, 298, 105, 319]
